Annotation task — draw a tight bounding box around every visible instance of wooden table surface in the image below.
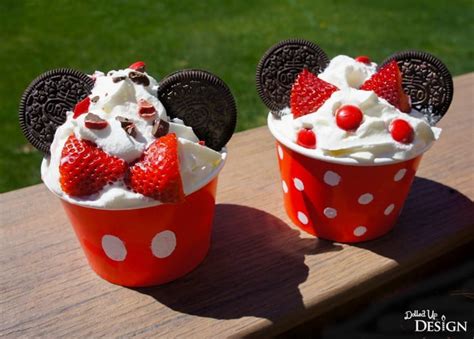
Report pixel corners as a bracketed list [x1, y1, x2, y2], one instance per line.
[1, 73, 473, 338]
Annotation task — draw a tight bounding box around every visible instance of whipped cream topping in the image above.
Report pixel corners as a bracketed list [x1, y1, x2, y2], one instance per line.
[42, 68, 224, 209]
[268, 55, 441, 164]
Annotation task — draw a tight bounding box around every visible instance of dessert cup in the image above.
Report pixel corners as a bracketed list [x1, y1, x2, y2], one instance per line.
[269, 116, 431, 243]
[48, 153, 226, 287]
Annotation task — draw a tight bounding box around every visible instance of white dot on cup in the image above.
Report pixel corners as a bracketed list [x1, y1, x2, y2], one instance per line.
[324, 171, 341, 187]
[293, 178, 304, 191]
[297, 211, 309, 225]
[102, 235, 127, 261]
[324, 207, 337, 219]
[353, 226, 367, 237]
[394, 168, 407, 182]
[358, 193, 374, 205]
[277, 145, 284, 160]
[151, 230, 177, 258]
[384, 203, 395, 215]
[282, 180, 288, 193]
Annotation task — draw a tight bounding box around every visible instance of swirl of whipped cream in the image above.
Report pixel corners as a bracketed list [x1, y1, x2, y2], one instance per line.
[268, 55, 441, 164]
[42, 68, 225, 209]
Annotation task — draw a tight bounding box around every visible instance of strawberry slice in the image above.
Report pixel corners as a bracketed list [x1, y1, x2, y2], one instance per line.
[360, 61, 411, 112]
[73, 97, 90, 119]
[290, 69, 338, 118]
[59, 135, 127, 197]
[127, 133, 184, 203]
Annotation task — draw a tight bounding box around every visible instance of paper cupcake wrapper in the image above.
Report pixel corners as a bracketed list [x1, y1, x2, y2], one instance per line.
[275, 141, 422, 243]
[61, 178, 218, 287]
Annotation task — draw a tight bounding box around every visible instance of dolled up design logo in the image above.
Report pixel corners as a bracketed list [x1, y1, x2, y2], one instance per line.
[404, 309, 468, 333]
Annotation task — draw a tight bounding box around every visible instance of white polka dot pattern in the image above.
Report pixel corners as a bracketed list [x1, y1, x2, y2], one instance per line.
[384, 204, 395, 215]
[282, 180, 288, 193]
[277, 145, 284, 160]
[102, 235, 127, 261]
[323, 171, 341, 186]
[297, 211, 309, 225]
[394, 168, 407, 182]
[151, 230, 177, 258]
[353, 226, 367, 237]
[323, 207, 337, 219]
[358, 193, 374, 205]
[293, 178, 304, 191]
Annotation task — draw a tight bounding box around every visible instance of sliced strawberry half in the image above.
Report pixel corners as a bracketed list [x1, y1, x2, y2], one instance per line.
[127, 133, 184, 203]
[290, 69, 338, 118]
[59, 135, 127, 197]
[360, 61, 411, 112]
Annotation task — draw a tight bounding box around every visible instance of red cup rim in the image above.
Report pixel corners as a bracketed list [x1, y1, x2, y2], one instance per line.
[267, 113, 434, 167]
[44, 149, 227, 211]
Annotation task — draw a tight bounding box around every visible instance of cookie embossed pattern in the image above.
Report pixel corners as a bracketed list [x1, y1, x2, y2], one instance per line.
[19, 62, 237, 286]
[256, 39, 453, 242]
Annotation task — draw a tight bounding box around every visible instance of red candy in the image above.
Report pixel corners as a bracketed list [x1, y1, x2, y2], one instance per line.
[296, 128, 317, 149]
[73, 97, 90, 119]
[355, 56, 371, 64]
[389, 119, 414, 143]
[129, 61, 146, 72]
[335, 105, 364, 131]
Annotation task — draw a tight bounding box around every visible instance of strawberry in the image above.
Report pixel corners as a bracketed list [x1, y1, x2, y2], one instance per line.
[290, 69, 338, 118]
[360, 61, 411, 112]
[127, 133, 184, 203]
[59, 135, 127, 197]
[73, 96, 90, 119]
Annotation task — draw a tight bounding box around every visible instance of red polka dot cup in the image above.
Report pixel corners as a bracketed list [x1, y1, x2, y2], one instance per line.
[55, 157, 226, 287]
[269, 117, 430, 243]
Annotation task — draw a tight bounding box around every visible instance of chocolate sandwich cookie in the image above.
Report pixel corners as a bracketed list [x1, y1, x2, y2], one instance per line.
[256, 39, 330, 116]
[379, 50, 453, 125]
[158, 69, 237, 151]
[19, 68, 94, 153]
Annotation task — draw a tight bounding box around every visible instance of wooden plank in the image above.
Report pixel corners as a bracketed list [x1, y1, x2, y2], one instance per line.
[1, 73, 473, 337]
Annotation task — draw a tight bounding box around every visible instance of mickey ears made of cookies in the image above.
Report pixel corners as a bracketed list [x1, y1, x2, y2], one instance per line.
[256, 38, 453, 125]
[19, 67, 237, 154]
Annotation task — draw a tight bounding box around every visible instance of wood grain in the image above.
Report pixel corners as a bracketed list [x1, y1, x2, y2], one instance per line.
[1, 74, 473, 338]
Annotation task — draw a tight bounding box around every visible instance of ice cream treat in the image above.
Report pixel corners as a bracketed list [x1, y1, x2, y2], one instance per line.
[256, 39, 453, 242]
[19, 62, 237, 286]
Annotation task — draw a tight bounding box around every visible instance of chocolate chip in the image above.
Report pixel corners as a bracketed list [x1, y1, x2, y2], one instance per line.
[91, 95, 99, 103]
[84, 113, 108, 130]
[124, 124, 136, 137]
[129, 71, 150, 86]
[116, 116, 136, 137]
[112, 76, 127, 83]
[152, 119, 170, 138]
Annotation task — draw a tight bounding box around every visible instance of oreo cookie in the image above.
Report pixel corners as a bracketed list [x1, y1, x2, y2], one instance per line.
[380, 50, 453, 125]
[256, 39, 330, 115]
[19, 68, 94, 153]
[158, 69, 237, 151]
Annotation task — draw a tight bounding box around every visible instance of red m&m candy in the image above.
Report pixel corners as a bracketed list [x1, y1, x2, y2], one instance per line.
[335, 105, 364, 131]
[297, 128, 317, 149]
[389, 119, 414, 143]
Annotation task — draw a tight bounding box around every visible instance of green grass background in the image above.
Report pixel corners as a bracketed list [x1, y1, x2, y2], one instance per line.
[1, 0, 473, 192]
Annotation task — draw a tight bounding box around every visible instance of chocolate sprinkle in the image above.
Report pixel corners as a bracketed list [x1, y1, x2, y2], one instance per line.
[152, 118, 170, 138]
[90, 95, 100, 103]
[115, 116, 136, 137]
[112, 76, 126, 83]
[19, 68, 94, 153]
[256, 39, 330, 114]
[84, 113, 108, 129]
[129, 71, 150, 86]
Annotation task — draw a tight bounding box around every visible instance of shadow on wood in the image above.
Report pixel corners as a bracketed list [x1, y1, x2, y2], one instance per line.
[353, 177, 474, 261]
[133, 204, 342, 320]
